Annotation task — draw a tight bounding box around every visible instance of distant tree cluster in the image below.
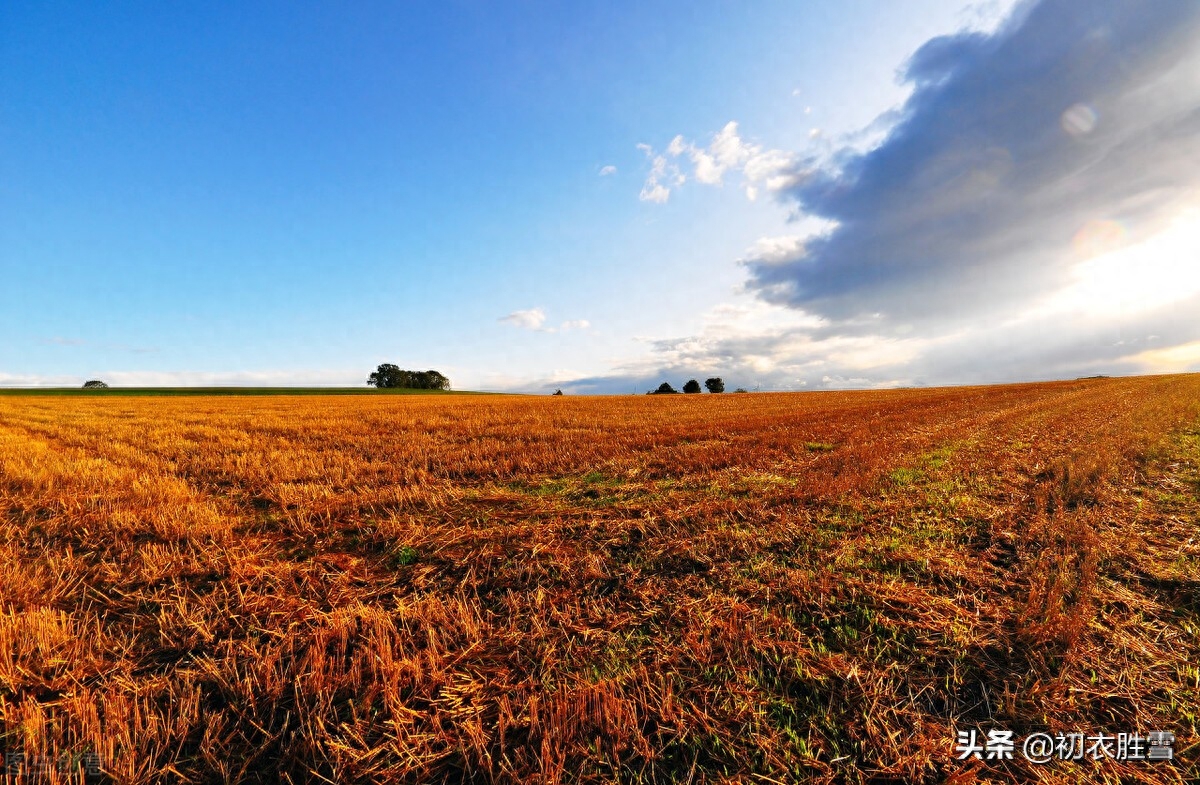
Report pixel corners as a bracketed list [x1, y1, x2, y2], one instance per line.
[367, 364, 450, 390]
[648, 377, 724, 394]
[82, 380, 109, 389]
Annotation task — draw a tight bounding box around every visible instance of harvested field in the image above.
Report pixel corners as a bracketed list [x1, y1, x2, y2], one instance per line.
[1, 375, 1199, 783]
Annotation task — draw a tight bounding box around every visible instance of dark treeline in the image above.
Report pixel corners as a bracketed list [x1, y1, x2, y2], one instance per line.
[367, 364, 450, 390]
[648, 377, 724, 394]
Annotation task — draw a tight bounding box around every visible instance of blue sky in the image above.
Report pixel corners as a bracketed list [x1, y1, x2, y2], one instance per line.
[3, 0, 1198, 391]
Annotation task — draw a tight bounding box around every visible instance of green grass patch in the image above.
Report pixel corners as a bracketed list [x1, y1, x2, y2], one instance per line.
[504, 471, 645, 507]
[387, 545, 420, 567]
[887, 467, 922, 487]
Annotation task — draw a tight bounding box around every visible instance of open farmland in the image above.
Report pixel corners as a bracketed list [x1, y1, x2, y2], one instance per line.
[2, 376, 1199, 783]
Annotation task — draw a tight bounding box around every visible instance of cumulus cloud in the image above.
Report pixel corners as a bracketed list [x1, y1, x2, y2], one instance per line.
[738, 236, 808, 266]
[638, 122, 798, 204]
[636, 143, 684, 203]
[744, 0, 1200, 327]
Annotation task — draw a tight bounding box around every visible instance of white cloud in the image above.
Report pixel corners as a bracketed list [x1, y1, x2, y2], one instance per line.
[638, 121, 801, 203]
[739, 235, 807, 266]
[499, 307, 547, 330]
[639, 181, 671, 204]
[637, 146, 685, 203]
[498, 309, 590, 334]
[599, 165, 617, 176]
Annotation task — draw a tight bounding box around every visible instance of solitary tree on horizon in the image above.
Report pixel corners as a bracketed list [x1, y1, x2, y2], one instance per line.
[683, 379, 702, 394]
[82, 380, 108, 389]
[704, 377, 725, 393]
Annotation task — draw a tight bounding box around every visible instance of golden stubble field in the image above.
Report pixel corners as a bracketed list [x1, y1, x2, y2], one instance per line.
[1, 376, 1199, 784]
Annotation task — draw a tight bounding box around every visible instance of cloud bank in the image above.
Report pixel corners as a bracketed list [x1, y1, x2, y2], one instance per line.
[746, 0, 1200, 325]
[603, 0, 1200, 394]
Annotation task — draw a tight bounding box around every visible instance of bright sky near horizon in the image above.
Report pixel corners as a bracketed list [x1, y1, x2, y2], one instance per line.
[3, 0, 1199, 392]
